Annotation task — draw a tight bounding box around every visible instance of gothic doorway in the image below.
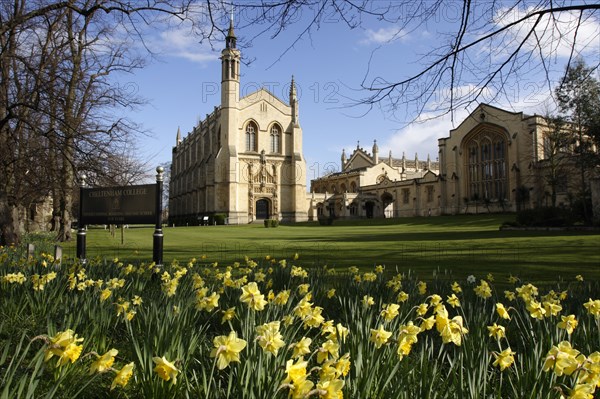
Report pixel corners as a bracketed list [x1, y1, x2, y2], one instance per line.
[365, 201, 374, 218]
[256, 199, 270, 219]
[381, 192, 394, 218]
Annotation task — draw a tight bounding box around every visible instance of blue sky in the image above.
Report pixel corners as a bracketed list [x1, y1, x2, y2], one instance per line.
[123, 4, 600, 183]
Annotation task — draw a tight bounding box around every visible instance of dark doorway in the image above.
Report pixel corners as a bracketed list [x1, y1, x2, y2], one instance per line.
[365, 201, 374, 218]
[256, 199, 270, 219]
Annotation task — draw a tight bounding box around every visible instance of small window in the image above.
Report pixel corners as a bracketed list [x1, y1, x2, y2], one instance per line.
[402, 189, 410, 204]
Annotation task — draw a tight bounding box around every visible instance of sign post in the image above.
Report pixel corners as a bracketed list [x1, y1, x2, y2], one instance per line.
[153, 166, 164, 266]
[76, 166, 164, 264]
[76, 174, 87, 262]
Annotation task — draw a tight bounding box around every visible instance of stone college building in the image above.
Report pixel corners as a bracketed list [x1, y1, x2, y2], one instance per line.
[169, 24, 599, 225]
[169, 23, 308, 224]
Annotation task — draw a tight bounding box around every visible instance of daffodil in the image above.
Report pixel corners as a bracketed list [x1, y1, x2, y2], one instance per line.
[370, 325, 392, 349]
[153, 356, 179, 384]
[584, 299, 600, 317]
[567, 383, 595, 399]
[493, 348, 515, 371]
[381, 303, 400, 322]
[496, 303, 511, 320]
[44, 329, 84, 366]
[210, 331, 247, 370]
[557, 314, 578, 335]
[256, 321, 285, 356]
[543, 341, 582, 376]
[487, 323, 506, 340]
[526, 300, 547, 320]
[317, 339, 339, 364]
[397, 291, 409, 303]
[316, 379, 345, 399]
[239, 282, 267, 311]
[447, 294, 461, 308]
[89, 349, 118, 374]
[282, 358, 314, 399]
[221, 307, 236, 324]
[110, 362, 134, 390]
[273, 290, 290, 305]
[474, 280, 492, 299]
[439, 316, 468, 346]
[362, 295, 375, 307]
[291, 337, 312, 359]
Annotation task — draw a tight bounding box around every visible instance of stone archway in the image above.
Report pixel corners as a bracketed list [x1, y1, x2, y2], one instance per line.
[256, 198, 270, 220]
[365, 201, 375, 218]
[381, 192, 394, 218]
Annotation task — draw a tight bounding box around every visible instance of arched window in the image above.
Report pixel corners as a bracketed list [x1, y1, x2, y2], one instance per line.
[464, 129, 507, 200]
[245, 121, 257, 152]
[270, 124, 281, 153]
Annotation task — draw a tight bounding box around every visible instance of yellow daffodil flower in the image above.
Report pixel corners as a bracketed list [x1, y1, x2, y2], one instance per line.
[256, 321, 285, 356]
[493, 348, 515, 371]
[239, 282, 267, 311]
[110, 362, 134, 390]
[496, 303, 511, 320]
[487, 323, 506, 340]
[291, 337, 312, 359]
[210, 331, 247, 370]
[543, 341, 582, 376]
[447, 294, 461, 308]
[557, 314, 578, 335]
[381, 303, 400, 322]
[370, 325, 392, 349]
[90, 349, 118, 374]
[153, 356, 180, 384]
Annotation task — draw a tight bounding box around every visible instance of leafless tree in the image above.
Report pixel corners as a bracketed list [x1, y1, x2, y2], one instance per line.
[226, 1, 600, 122]
[0, 1, 199, 245]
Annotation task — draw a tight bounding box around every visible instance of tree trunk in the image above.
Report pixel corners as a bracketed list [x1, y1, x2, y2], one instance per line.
[0, 194, 20, 246]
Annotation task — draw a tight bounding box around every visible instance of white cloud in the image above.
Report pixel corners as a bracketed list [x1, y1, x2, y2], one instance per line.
[380, 109, 470, 163]
[156, 28, 218, 63]
[360, 27, 409, 45]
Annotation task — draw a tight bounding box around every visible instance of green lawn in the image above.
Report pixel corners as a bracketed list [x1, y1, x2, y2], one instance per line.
[62, 214, 600, 283]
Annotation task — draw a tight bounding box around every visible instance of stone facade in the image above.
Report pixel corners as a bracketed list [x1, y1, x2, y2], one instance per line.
[169, 23, 307, 225]
[311, 104, 593, 219]
[310, 140, 439, 219]
[168, 25, 596, 225]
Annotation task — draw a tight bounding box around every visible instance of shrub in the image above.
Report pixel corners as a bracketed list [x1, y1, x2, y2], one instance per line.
[263, 219, 279, 227]
[318, 216, 334, 226]
[213, 213, 227, 225]
[516, 207, 572, 227]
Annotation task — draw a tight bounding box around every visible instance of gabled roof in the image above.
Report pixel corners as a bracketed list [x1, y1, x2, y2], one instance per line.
[239, 88, 290, 111]
[344, 148, 374, 171]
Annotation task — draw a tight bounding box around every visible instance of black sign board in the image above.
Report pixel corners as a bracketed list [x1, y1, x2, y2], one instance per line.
[80, 184, 157, 225]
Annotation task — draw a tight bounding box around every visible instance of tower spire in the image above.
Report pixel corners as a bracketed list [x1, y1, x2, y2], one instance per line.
[372, 139, 379, 164]
[226, 11, 236, 49]
[290, 75, 299, 126]
[176, 126, 181, 146]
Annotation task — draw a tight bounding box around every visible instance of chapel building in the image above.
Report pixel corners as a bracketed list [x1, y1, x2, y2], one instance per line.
[169, 22, 308, 225]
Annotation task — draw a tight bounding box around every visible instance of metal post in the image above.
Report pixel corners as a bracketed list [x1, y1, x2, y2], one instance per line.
[153, 166, 164, 266]
[76, 174, 87, 263]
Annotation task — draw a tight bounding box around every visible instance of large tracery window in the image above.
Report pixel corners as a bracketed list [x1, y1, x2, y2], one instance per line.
[465, 130, 507, 201]
[270, 124, 281, 153]
[246, 121, 257, 152]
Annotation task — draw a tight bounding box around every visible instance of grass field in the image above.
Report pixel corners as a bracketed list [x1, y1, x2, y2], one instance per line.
[59, 214, 600, 284]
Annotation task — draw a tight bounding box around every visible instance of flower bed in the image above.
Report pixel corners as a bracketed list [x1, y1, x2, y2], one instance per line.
[1, 245, 599, 398]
